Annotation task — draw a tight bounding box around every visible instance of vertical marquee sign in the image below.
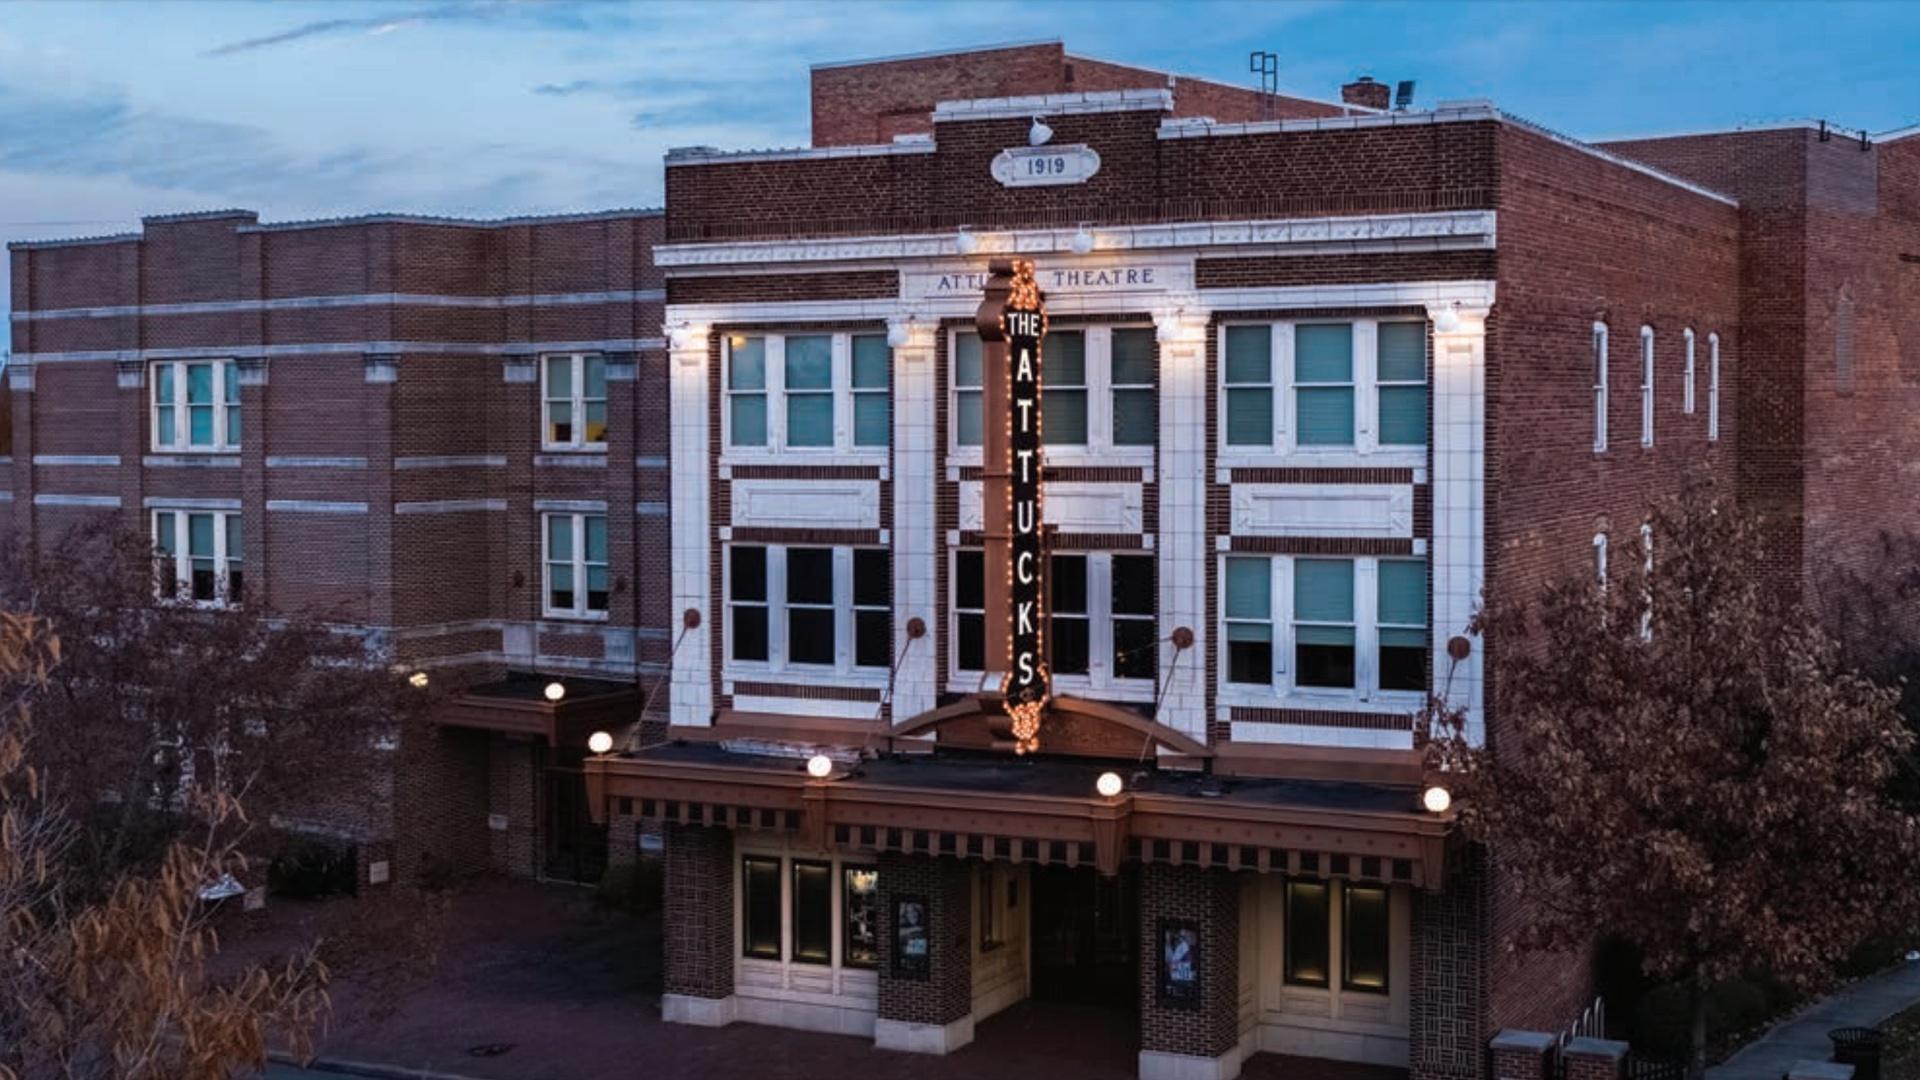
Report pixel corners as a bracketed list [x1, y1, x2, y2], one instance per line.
[978, 259, 1050, 754]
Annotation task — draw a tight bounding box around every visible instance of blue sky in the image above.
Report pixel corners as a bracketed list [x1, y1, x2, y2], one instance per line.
[4, 0, 1917, 338]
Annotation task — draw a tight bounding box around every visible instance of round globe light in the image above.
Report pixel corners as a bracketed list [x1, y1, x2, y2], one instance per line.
[806, 754, 834, 779]
[954, 230, 979, 255]
[587, 730, 614, 755]
[408, 671, 430, 689]
[1422, 785, 1452, 814]
[543, 681, 566, 703]
[1433, 303, 1463, 334]
[1096, 771, 1124, 798]
[1070, 228, 1095, 255]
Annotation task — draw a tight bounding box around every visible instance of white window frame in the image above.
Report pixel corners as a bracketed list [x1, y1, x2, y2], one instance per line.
[150, 359, 240, 453]
[734, 845, 881, 976]
[1216, 554, 1428, 710]
[1708, 333, 1721, 441]
[151, 509, 242, 608]
[542, 512, 609, 621]
[948, 548, 1155, 700]
[1215, 318, 1425, 467]
[722, 331, 891, 460]
[1592, 322, 1610, 453]
[541, 352, 607, 451]
[1594, 532, 1609, 589]
[1640, 326, 1655, 448]
[1682, 328, 1697, 416]
[725, 544, 891, 679]
[948, 324, 1157, 467]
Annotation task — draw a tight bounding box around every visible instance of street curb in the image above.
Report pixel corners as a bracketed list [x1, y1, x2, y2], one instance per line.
[268, 1050, 495, 1080]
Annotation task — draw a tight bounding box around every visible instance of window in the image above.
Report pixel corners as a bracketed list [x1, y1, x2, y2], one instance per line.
[1376, 561, 1427, 693]
[152, 510, 243, 605]
[979, 865, 1005, 950]
[1708, 333, 1721, 441]
[728, 331, 891, 453]
[1295, 324, 1356, 446]
[1293, 559, 1356, 689]
[1111, 328, 1157, 446]
[151, 359, 240, 452]
[954, 550, 985, 674]
[1045, 330, 1089, 445]
[791, 861, 833, 965]
[1639, 523, 1654, 641]
[953, 550, 1154, 688]
[852, 334, 890, 447]
[1285, 880, 1331, 987]
[1224, 325, 1275, 447]
[1343, 885, 1390, 993]
[954, 331, 984, 447]
[1224, 558, 1273, 685]
[1592, 322, 1610, 452]
[743, 856, 782, 959]
[844, 867, 880, 968]
[1376, 322, 1427, 445]
[1112, 554, 1157, 681]
[1594, 532, 1609, 589]
[726, 545, 892, 673]
[542, 353, 607, 449]
[1683, 329, 1697, 415]
[1640, 326, 1655, 447]
[1051, 554, 1090, 675]
[543, 513, 608, 618]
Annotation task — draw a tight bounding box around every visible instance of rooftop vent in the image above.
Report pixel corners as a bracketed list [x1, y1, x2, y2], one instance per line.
[1341, 76, 1391, 111]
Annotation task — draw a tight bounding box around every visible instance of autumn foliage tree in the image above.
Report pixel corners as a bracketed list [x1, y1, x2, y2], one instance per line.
[1426, 484, 1920, 1078]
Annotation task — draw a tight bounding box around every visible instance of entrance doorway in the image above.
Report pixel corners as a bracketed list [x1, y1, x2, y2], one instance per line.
[1028, 864, 1138, 1009]
[543, 747, 608, 884]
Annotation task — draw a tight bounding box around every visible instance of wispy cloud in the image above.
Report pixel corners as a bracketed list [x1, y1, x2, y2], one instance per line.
[203, 2, 488, 56]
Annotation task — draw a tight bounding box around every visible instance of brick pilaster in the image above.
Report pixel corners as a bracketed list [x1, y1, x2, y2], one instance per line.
[1411, 849, 1491, 1080]
[1137, 862, 1242, 1079]
[874, 852, 973, 1053]
[238, 357, 269, 608]
[663, 823, 735, 1002]
[115, 359, 146, 536]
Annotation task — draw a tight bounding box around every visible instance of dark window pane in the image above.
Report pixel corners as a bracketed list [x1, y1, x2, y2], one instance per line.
[1285, 880, 1329, 986]
[1296, 640, 1356, 689]
[855, 610, 891, 669]
[844, 867, 880, 968]
[1050, 555, 1087, 615]
[793, 862, 832, 964]
[228, 570, 245, 603]
[956, 551, 984, 610]
[1345, 885, 1390, 993]
[788, 608, 835, 665]
[1112, 555, 1155, 615]
[1052, 617, 1090, 675]
[854, 550, 891, 607]
[1114, 617, 1157, 681]
[743, 857, 781, 959]
[730, 546, 767, 602]
[787, 548, 832, 605]
[732, 606, 768, 662]
[1379, 629, 1427, 692]
[1227, 638, 1272, 685]
[958, 613, 985, 671]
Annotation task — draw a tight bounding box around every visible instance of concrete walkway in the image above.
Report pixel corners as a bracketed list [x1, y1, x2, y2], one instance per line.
[1710, 961, 1920, 1080]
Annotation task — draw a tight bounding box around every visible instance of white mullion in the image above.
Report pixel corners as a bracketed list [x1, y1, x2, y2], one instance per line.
[213, 510, 229, 603]
[216, 360, 230, 451]
[769, 546, 790, 669]
[831, 333, 852, 451]
[1089, 552, 1114, 686]
[573, 354, 589, 445]
[1354, 321, 1379, 454]
[1356, 559, 1378, 701]
[1274, 556, 1292, 689]
[1089, 327, 1113, 453]
[768, 335, 788, 450]
[1683, 330, 1697, 416]
[573, 513, 590, 617]
[1708, 334, 1721, 441]
[172, 512, 189, 598]
[834, 546, 853, 672]
[1275, 323, 1295, 452]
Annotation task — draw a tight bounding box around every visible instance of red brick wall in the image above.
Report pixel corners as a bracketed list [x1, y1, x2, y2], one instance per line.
[663, 823, 736, 1000]
[1137, 863, 1240, 1060]
[875, 852, 972, 1026]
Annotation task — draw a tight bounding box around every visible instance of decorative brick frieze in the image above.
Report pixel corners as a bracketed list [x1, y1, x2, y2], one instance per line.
[1225, 535, 1417, 556]
[729, 681, 882, 703]
[1228, 706, 1416, 730]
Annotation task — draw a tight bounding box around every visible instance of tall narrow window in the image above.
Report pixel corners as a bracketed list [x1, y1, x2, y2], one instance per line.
[1708, 333, 1721, 441]
[1050, 554, 1090, 675]
[785, 547, 835, 665]
[152, 510, 243, 606]
[853, 549, 892, 669]
[979, 866, 1005, 949]
[851, 334, 891, 447]
[954, 332, 984, 447]
[1592, 323, 1610, 452]
[1224, 557, 1273, 685]
[1295, 324, 1356, 446]
[1639, 523, 1655, 641]
[1043, 330, 1088, 445]
[728, 336, 768, 447]
[784, 335, 833, 448]
[1224, 325, 1275, 448]
[729, 545, 769, 663]
[1594, 533, 1609, 589]
[1293, 559, 1356, 689]
[1683, 329, 1697, 415]
[1376, 322, 1428, 445]
[1377, 560, 1427, 693]
[742, 856, 782, 959]
[1111, 328, 1157, 446]
[1111, 554, 1157, 681]
[543, 513, 608, 618]
[791, 861, 833, 965]
[225, 515, 245, 603]
[224, 361, 242, 444]
[954, 550, 985, 673]
[151, 359, 240, 452]
[1343, 885, 1390, 993]
[543, 353, 607, 449]
[1640, 326, 1655, 447]
[1284, 880, 1331, 987]
[843, 867, 880, 968]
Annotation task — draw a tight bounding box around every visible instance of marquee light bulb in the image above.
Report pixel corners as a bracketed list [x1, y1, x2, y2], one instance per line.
[407, 671, 429, 689]
[1096, 771, 1124, 798]
[587, 730, 614, 755]
[1422, 785, 1452, 814]
[806, 754, 833, 779]
[543, 681, 566, 702]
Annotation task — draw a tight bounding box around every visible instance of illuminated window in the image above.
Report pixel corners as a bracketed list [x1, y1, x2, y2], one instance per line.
[852, 334, 891, 447]
[1224, 558, 1273, 685]
[150, 359, 240, 452]
[727, 335, 768, 448]
[791, 861, 832, 965]
[1343, 885, 1390, 993]
[1043, 330, 1088, 445]
[542, 353, 607, 449]
[1376, 560, 1427, 693]
[543, 513, 608, 619]
[742, 856, 782, 959]
[1293, 559, 1356, 689]
[726, 545, 891, 673]
[1376, 322, 1428, 445]
[152, 510, 242, 606]
[1110, 328, 1157, 446]
[1285, 880, 1331, 987]
[1295, 324, 1356, 446]
[1640, 326, 1655, 447]
[843, 867, 880, 968]
[1593, 322, 1610, 452]
[979, 865, 1005, 950]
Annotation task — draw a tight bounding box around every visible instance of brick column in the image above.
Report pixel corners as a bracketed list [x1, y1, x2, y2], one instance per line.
[661, 823, 737, 1025]
[1490, 1030, 1557, 1080]
[604, 350, 640, 672]
[1137, 863, 1242, 1080]
[237, 357, 269, 608]
[115, 359, 147, 536]
[501, 352, 539, 663]
[874, 852, 973, 1054]
[1563, 1038, 1627, 1080]
[10, 364, 35, 542]
[364, 354, 399, 629]
[486, 736, 539, 878]
[1411, 851, 1490, 1080]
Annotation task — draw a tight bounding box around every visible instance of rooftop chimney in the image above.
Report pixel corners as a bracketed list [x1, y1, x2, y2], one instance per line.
[1341, 76, 1391, 111]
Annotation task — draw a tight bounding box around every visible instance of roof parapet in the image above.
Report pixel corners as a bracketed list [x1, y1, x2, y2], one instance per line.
[931, 88, 1173, 123]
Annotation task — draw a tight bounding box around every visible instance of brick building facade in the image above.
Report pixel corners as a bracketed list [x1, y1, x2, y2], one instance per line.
[9, 38, 1919, 1080]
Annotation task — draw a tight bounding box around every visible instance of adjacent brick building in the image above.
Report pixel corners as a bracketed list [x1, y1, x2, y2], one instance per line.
[9, 38, 1918, 1080]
